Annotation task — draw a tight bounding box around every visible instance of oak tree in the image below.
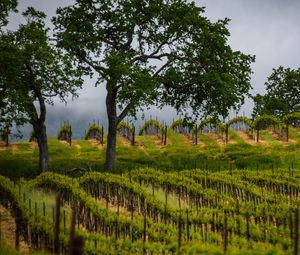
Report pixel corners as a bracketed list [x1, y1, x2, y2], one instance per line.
[0, 8, 83, 171]
[0, 0, 17, 28]
[53, 0, 254, 170]
[252, 66, 300, 118]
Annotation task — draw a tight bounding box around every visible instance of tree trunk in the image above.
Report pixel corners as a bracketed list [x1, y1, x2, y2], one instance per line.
[34, 122, 49, 172]
[105, 117, 117, 171]
[104, 84, 118, 171]
[28, 90, 49, 172]
[104, 81, 134, 171]
[5, 130, 9, 147]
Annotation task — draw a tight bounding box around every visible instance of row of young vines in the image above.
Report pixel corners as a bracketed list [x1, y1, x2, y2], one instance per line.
[1, 167, 299, 254]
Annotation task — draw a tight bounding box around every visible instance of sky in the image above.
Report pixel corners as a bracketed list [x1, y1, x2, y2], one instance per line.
[6, 0, 300, 139]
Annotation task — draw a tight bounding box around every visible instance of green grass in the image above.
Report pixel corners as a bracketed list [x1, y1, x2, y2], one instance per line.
[2, 128, 300, 178]
[144, 183, 189, 209]
[0, 239, 49, 255]
[259, 130, 278, 143]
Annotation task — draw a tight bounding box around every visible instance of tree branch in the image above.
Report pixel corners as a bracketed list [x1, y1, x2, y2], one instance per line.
[75, 49, 106, 73]
[117, 100, 136, 124]
[153, 59, 176, 77]
[120, 27, 134, 54]
[132, 32, 181, 63]
[27, 101, 38, 125]
[25, 64, 47, 123]
[132, 52, 170, 63]
[41, 92, 58, 97]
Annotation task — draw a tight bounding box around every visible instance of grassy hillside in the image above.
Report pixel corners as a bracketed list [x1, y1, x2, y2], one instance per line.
[1, 128, 300, 178]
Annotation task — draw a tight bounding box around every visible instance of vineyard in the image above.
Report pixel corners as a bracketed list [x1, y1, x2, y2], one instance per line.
[2, 123, 300, 179]
[1, 0, 300, 254]
[0, 168, 299, 254]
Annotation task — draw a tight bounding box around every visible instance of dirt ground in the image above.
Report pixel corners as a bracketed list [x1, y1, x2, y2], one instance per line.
[147, 134, 172, 147]
[179, 134, 205, 148]
[29, 142, 38, 150]
[0, 205, 29, 253]
[118, 136, 143, 147]
[89, 139, 105, 150]
[235, 131, 261, 145]
[204, 132, 226, 146]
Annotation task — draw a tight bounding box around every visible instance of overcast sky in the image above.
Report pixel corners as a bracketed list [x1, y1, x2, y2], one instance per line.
[7, 0, 300, 138]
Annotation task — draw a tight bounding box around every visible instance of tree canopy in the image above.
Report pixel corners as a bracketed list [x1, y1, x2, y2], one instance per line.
[0, 0, 17, 28]
[53, 0, 254, 170]
[0, 0, 18, 130]
[0, 7, 83, 171]
[252, 66, 300, 118]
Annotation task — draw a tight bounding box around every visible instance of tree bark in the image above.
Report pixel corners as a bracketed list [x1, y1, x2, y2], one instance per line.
[29, 90, 49, 172]
[105, 116, 117, 171]
[104, 83, 118, 171]
[34, 122, 49, 172]
[104, 81, 135, 171]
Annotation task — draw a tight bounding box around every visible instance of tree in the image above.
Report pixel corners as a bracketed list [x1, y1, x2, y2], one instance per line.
[0, 0, 18, 28]
[53, 0, 254, 171]
[252, 66, 300, 118]
[0, 8, 83, 172]
[0, 0, 19, 143]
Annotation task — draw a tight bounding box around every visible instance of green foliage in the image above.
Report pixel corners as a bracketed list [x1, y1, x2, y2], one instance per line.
[57, 124, 72, 140]
[198, 118, 225, 132]
[226, 116, 252, 129]
[252, 66, 300, 118]
[170, 119, 195, 131]
[117, 121, 134, 133]
[53, 0, 254, 170]
[252, 114, 283, 129]
[3, 129, 300, 178]
[138, 119, 164, 136]
[0, 0, 17, 27]
[282, 112, 300, 124]
[0, 6, 84, 170]
[0, 175, 60, 251]
[84, 123, 102, 140]
[9, 169, 295, 254]
[0, 7, 83, 129]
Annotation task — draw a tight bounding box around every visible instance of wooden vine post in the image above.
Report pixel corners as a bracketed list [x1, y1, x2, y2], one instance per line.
[186, 209, 190, 242]
[164, 125, 167, 145]
[195, 124, 198, 145]
[178, 214, 182, 250]
[101, 126, 104, 145]
[225, 124, 229, 144]
[34, 202, 37, 222]
[5, 128, 9, 147]
[15, 209, 21, 250]
[223, 211, 228, 254]
[165, 184, 168, 205]
[256, 124, 259, 143]
[143, 214, 147, 245]
[246, 213, 250, 242]
[289, 211, 294, 240]
[286, 124, 289, 142]
[69, 125, 72, 146]
[161, 122, 164, 144]
[131, 125, 135, 146]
